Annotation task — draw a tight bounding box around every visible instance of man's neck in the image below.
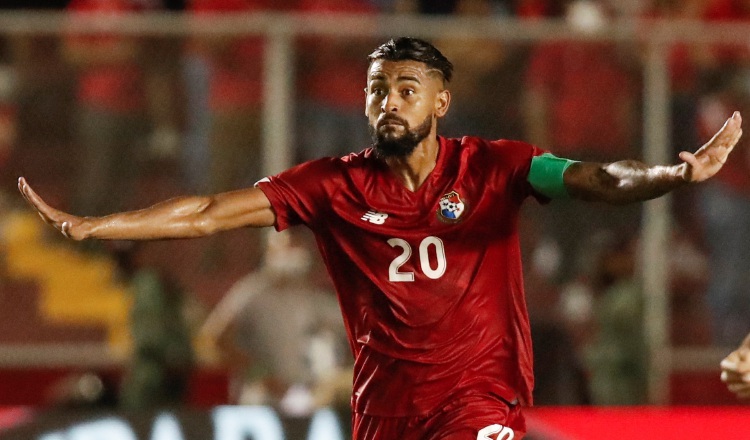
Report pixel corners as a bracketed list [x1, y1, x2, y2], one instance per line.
[384, 135, 440, 192]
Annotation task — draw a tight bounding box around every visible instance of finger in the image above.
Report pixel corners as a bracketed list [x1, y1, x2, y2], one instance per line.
[720, 359, 739, 374]
[722, 129, 742, 154]
[706, 113, 743, 148]
[704, 125, 740, 158]
[732, 110, 742, 124]
[728, 382, 750, 393]
[737, 347, 750, 363]
[722, 370, 745, 383]
[19, 177, 52, 213]
[18, 178, 66, 229]
[18, 177, 33, 204]
[725, 111, 742, 132]
[721, 353, 742, 370]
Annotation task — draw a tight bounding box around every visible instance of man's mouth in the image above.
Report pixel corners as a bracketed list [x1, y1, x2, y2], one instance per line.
[378, 117, 405, 128]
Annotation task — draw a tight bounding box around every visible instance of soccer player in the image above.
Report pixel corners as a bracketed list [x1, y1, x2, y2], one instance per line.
[721, 333, 750, 400]
[18, 38, 742, 439]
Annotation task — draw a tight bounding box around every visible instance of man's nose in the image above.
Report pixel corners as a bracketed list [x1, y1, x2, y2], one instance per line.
[381, 92, 400, 113]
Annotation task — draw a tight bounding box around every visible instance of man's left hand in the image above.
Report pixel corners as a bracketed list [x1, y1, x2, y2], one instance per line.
[679, 111, 742, 182]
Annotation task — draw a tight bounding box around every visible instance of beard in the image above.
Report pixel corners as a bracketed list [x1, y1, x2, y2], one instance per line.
[369, 114, 433, 159]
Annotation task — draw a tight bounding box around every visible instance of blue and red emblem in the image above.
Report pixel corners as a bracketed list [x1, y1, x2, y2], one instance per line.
[437, 191, 467, 223]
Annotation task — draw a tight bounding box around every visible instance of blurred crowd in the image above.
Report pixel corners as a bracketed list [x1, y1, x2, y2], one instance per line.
[1, 0, 750, 409]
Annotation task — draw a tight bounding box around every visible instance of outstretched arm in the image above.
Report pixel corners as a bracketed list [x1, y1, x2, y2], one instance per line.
[17, 177, 276, 241]
[721, 333, 750, 400]
[564, 112, 742, 204]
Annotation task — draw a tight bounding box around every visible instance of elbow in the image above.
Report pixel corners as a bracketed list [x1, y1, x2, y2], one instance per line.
[188, 197, 221, 236]
[191, 218, 220, 237]
[570, 166, 634, 205]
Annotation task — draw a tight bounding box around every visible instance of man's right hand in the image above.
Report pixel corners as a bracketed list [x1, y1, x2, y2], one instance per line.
[18, 177, 88, 240]
[18, 176, 276, 241]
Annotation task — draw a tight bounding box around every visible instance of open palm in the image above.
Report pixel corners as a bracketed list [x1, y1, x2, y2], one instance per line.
[18, 177, 85, 240]
[679, 111, 743, 182]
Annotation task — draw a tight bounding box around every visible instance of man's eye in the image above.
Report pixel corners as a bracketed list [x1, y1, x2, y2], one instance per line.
[403, 89, 414, 96]
[371, 88, 384, 96]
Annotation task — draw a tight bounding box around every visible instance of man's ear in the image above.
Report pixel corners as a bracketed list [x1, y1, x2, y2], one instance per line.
[435, 89, 451, 118]
[364, 87, 369, 117]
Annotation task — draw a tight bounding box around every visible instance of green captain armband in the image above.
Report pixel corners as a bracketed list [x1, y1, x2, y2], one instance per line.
[527, 153, 578, 199]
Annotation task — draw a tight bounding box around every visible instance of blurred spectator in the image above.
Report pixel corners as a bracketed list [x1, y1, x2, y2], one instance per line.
[642, 0, 707, 236]
[394, 0, 514, 14]
[200, 230, 351, 415]
[115, 243, 195, 411]
[45, 372, 119, 410]
[668, 228, 712, 346]
[522, 0, 641, 283]
[3, 2, 76, 196]
[515, 0, 566, 18]
[702, 0, 750, 66]
[10, 34, 73, 155]
[695, 78, 750, 346]
[187, 0, 274, 269]
[522, 209, 590, 405]
[402, 0, 458, 14]
[1, 1, 69, 8]
[188, 0, 267, 193]
[180, 19, 212, 194]
[63, 0, 168, 217]
[438, 0, 525, 140]
[693, 1, 750, 346]
[583, 233, 647, 405]
[142, 2, 185, 162]
[0, 39, 18, 174]
[293, 0, 377, 163]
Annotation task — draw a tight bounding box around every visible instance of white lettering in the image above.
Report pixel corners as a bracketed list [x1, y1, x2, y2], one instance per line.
[388, 236, 447, 282]
[37, 406, 348, 440]
[213, 406, 284, 440]
[362, 211, 389, 225]
[67, 418, 137, 440]
[151, 413, 185, 440]
[419, 236, 447, 279]
[388, 238, 415, 282]
[38, 433, 66, 440]
[477, 423, 514, 440]
[307, 409, 344, 440]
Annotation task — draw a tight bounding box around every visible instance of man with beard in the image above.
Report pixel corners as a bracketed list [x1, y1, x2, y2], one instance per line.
[18, 38, 743, 439]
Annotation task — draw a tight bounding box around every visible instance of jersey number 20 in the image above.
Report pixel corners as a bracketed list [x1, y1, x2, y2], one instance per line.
[387, 237, 446, 282]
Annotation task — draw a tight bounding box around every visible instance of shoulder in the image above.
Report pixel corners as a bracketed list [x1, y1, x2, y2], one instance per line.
[263, 149, 378, 191]
[454, 136, 544, 164]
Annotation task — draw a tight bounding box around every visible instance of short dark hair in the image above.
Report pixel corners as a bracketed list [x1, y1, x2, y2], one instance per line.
[368, 37, 453, 83]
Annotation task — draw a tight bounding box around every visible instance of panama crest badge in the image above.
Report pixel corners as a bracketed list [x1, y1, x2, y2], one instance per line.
[437, 191, 467, 223]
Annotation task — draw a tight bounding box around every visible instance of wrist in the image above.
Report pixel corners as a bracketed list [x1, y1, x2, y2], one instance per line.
[73, 217, 94, 240]
[672, 163, 691, 184]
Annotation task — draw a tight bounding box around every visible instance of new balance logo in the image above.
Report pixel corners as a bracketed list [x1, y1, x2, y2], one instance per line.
[361, 211, 389, 225]
[477, 424, 514, 440]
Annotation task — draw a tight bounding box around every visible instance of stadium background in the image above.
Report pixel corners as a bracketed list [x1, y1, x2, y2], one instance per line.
[0, 0, 749, 438]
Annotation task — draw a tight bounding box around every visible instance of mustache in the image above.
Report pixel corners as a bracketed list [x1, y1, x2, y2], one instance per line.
[377, 115, 408, 128]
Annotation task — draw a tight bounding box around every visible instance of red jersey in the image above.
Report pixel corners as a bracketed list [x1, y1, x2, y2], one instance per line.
[257, 136, 545, 416]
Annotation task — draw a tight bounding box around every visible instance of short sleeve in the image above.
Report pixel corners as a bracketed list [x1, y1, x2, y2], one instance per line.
[484, 139, 550, 204]
[255, 158, 339, 231]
